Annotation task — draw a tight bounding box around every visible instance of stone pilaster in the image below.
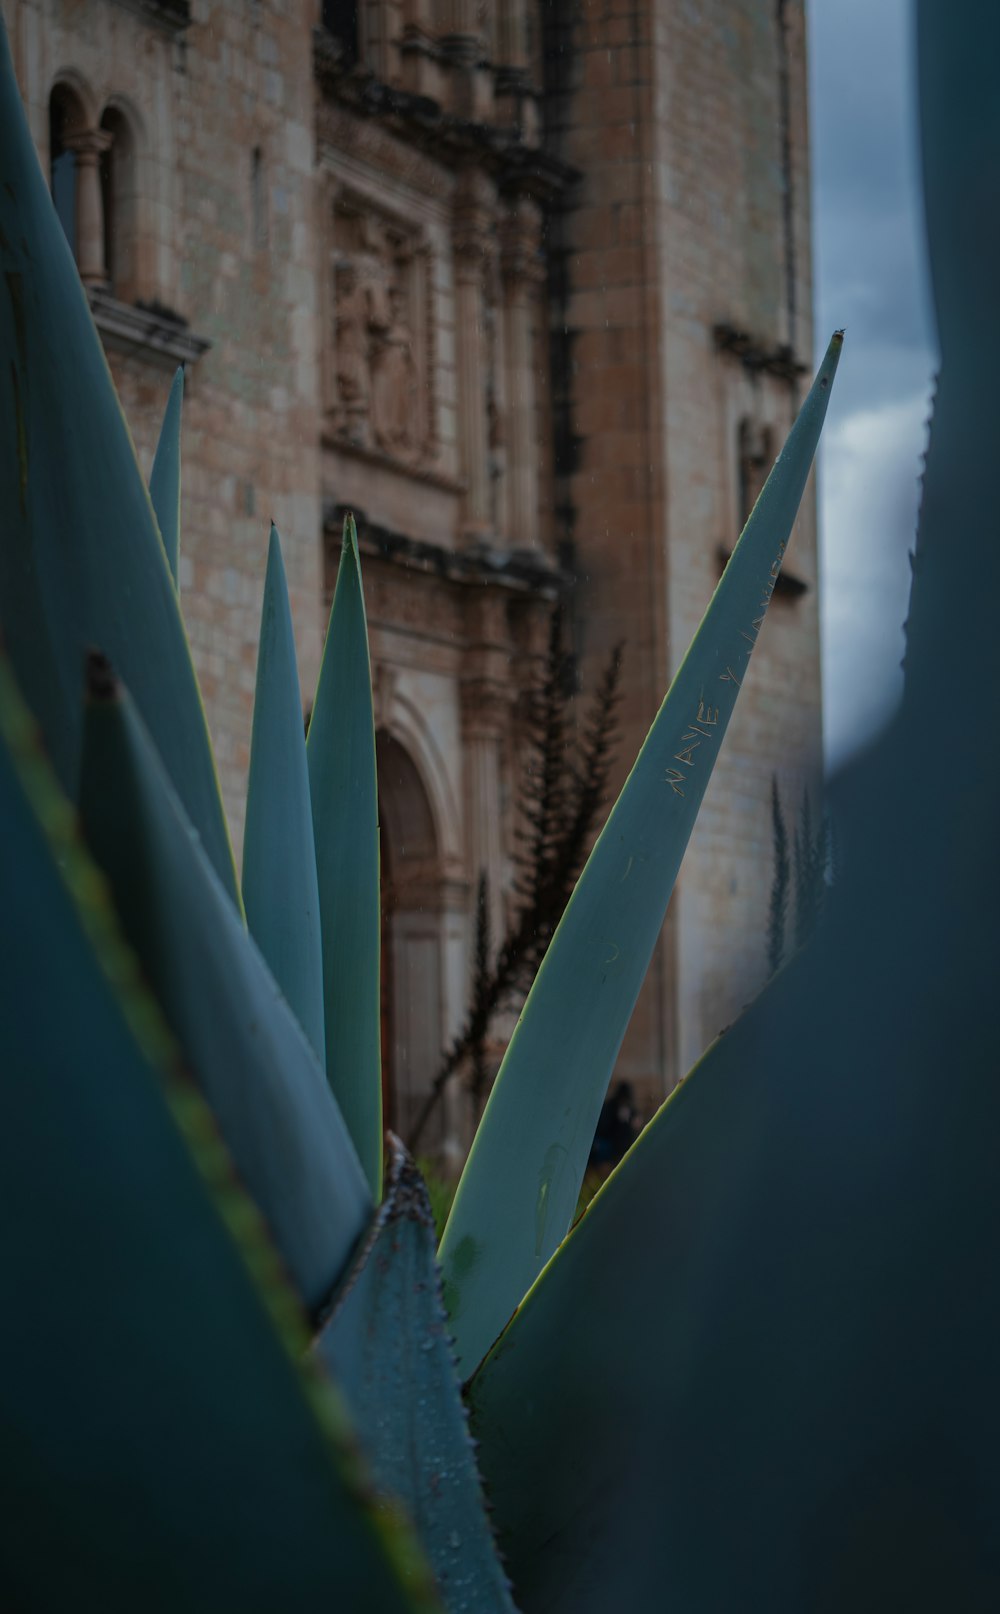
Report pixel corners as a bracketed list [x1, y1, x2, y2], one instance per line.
[453, 172, 497, 545]
[460, 595, 513, 954]
[65, 128, 113, 288]
[501, 194, 544, 551]
[496, 0, 528, 70]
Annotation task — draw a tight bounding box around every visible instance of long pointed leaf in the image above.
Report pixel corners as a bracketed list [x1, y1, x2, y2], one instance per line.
[0, 22, 238, 903]
[440, 334, 842, 1375]
[466, 820, 1000, 1614]
[243, 525, 325, 1060]
[0, 654, 437, 1614]
[307, 513, 382, 1198]
[149, 366, 184, 588]
[78, 658, 370, 1316]
[315, 1140, 517, 1614]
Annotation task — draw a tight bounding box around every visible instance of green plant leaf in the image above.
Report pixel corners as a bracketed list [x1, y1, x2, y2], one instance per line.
[149, 366, 184, 589]
[0, 654, 438, 1614]
[307, 513, 382, 1198]
[467, 847, 1000, 1609]
[440, 334, 843, 1376]
[78, 656, 370, 1316]
[315, 1139, 517, 1614]
[0, 24, 238, 904]
[243, 525, 325, 1060]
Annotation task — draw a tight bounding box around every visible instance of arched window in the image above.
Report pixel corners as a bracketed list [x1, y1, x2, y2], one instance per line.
[49, 83, 87, 255]
[250, 145, 268, 251]
[47, 84, 144, 300]
[99, 105, 139, 301]
[738, 418, 774, 527]
[322, 0, 360, 67]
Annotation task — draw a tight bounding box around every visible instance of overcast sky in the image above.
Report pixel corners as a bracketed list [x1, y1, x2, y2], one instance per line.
[808, 0, 937, 765]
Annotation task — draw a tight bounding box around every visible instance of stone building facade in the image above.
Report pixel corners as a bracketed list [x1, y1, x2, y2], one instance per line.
[7, 0, 820, 1150]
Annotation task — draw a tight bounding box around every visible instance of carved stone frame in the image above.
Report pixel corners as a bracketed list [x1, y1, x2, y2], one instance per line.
[322, 180, 437, 471]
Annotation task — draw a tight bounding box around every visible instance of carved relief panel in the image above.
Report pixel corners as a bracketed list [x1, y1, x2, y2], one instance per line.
[326, 193, 435, 469]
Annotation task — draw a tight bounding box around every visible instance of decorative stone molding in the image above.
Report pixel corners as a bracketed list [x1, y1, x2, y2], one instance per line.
[88, 289, 211, 366]
[313, 30, 577, 203]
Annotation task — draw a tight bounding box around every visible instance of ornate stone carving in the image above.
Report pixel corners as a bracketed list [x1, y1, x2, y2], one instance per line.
[327, 197, 434, 466]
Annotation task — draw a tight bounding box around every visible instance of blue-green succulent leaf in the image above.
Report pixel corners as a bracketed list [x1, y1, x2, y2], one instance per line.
[440, 334, 843, 1376]
[78, 658, 370, 1316]
[243, 525, 325, 1061]
[307, 513, 382, 1199]
[315, 1139, 516, 1614]
[149, 366, 184, 589]
[0, 24, 238, 904]
[467, 835, 1000, 1614]
[0, 653, 438, 1614]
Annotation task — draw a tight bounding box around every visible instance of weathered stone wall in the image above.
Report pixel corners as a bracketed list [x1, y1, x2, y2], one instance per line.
[10, 0, 323, 844]
[545, 0, 821, 1103]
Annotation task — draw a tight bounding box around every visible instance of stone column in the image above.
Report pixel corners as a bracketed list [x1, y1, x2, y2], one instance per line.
[461, 689, 506, 921]
[439, 0, 479, 57]
[501, 194, 544, 551]
[453, 173, 497, 545]
[66, 128, 112, 287]
[460, 594, 512, 953]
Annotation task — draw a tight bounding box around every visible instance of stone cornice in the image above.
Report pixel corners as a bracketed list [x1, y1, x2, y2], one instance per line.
[313, 28, 577, 203]
[88, 289, 211, 366]
[321, 426, 461, 493]
[110, 0, 192, 32]
[325, 502, 567, 600]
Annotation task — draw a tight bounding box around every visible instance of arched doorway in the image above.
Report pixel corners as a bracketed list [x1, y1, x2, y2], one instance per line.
[377, 730, 446, 1149]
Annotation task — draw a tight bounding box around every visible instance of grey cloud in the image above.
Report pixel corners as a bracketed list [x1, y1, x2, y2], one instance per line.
[807, 0, 937, 763]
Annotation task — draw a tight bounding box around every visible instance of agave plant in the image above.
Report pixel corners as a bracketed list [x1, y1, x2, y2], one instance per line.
[3, 4, 998, 1609]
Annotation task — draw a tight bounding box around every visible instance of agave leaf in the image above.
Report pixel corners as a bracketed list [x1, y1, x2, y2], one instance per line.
[0, 23, 238, 904]
[440, 334, 843, 1376]
[307, 513, 382, 1198]
[149, 366, 184, 589]
[78, 657, 370, 1316]
[0, 655, 438, 1614]
[468, 739, 1000, 1611]
[243, 525, 325, 1060]
[315, 1139, 517, 1614]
